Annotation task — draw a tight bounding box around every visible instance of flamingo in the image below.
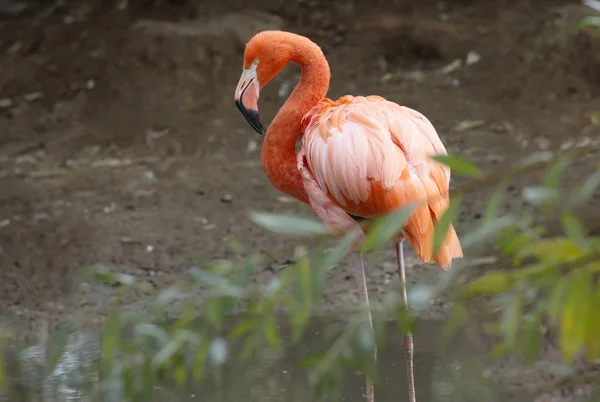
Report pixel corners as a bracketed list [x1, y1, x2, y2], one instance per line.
[234, 30, 463, 402]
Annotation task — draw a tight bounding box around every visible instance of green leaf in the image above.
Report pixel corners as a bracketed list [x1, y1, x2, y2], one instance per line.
[499, 231, 531, 257]
[193, 340, 209, 380]
[249, 212, 328, 236]
[560, 272, 592, 363]
[174, 364, 187, 387]
[295, 256, 313, 306]
[542, 157, 569, 190]
[500, 293, 522, 348]
[134, 323, 170, 348]
[190, 268, 244, 298]
[585, 282, 600, 360]
[152, 337, 182, 368]
[483, 182, 506, 222]
[101, 312, 122, 360]
[516, 238, 583, 262]
[548, 278, 569, 324]
[432, 195, 462, 255]
[0, 351, 4, 387]
[568, 169, 600, 208]
[522, 314, 543, 363]
[461, 215, 516, 249]
[87, 264, 136, 287]
[519, 151, 553, 166]
[561, 212, 587, 246]
[466, 271, 512, 296]
[432, 155, 483, 178]
[263, 314, 281, 350]
[360, 204, 416, 252]
[439, 304, 467, 348]
[230, 317, 255, 339]
[578, 15, 600, 30]
[522, 186, 557, 206]
[154, 286, 182, 308]
[321, 230, 359, 270]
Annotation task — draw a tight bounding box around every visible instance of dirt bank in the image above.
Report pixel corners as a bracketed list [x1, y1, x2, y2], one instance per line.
[1, 0, 600, 398]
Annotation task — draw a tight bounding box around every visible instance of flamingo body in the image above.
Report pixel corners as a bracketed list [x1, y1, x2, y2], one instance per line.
[297, 95, 462, 268]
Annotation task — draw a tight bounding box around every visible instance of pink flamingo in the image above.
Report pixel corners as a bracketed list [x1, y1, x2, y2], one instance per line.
[234, 30, 463, 402]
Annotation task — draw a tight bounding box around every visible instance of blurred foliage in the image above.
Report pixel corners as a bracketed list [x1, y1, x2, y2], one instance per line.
[578, 14, 600, 32]
[0, 144, 599, 401]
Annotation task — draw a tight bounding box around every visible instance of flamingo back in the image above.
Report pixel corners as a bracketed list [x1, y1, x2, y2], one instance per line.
[298, 95, 463, 268]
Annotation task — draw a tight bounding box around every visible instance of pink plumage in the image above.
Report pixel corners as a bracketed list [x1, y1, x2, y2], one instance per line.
[297, 95, 463, 268]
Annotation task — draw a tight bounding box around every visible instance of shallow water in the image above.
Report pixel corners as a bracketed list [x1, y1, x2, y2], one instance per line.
[4, 315, 527, 402]
[159, 318, 526, 402]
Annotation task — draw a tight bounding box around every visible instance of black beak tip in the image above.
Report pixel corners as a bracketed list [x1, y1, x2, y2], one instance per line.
[235, 99, 265, 135]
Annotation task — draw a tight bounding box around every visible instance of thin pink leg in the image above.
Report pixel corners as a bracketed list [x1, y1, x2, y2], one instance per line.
[352, 251, 376, 402]
[396, 240, 416, 402]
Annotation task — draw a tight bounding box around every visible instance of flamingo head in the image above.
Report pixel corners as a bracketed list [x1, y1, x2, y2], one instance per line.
[234, 31, 293, 135]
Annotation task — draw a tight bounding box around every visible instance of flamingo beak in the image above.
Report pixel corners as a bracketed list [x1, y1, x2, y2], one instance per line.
[234, 66, 264, 135]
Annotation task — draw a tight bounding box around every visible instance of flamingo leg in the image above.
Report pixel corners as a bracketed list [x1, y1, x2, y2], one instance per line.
[396, 240, 416, 402]
[352, 251, 376, 402]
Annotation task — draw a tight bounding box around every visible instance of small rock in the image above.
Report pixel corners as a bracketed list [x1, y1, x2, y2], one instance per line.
[453, 119, 486, 132]
[577, 137, 592, 147]
[86, 79, 96, 89]
[277, 196, 293, 203]
[0, 98, 12, 108]
[146, 245, 154, 252]
[437, 59, 462, 75]
[194, 216, 208, 224]
[332, 35, 345, 46]
[92, 158, 132, 168]
[0, 219, 10, 228]
[535, 137, 551, 150]
[490, 121, 514, 133]
[246, 139, 258, 153]
[560, 140, 574, 150]
[379, 70, 426, 83]
[23, 92, 42, 102]
[103, 203, 117, 213]
[0, 0, 28, 16]
[465, 50, 481, 65]
[221, 194, 233, 203]
[484, 154, 503, 164]
[32, 212, 50, 222]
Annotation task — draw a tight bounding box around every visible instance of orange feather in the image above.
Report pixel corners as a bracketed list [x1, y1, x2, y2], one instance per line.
[299, 95, 463, 269]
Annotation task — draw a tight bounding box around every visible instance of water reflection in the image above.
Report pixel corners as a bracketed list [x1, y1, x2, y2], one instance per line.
[162, 318, 525, 402]
[4, 315, 527, 402]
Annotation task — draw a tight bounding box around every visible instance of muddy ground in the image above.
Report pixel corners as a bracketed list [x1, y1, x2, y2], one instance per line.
[1, 0, 600, 399]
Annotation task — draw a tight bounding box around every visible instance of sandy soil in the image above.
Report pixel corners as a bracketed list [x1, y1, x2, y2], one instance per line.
[1, 0, 600, 398]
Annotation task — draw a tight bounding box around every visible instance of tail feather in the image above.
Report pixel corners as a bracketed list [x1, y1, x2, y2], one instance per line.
[383, 176, 463, 270]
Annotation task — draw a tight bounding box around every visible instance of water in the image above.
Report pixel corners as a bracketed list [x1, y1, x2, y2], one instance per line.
[158, 318, 525, 402]
[5, 316, 527, 402]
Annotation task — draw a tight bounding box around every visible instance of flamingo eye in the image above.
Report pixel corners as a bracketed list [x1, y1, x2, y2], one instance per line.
[252, 58, 260, 66]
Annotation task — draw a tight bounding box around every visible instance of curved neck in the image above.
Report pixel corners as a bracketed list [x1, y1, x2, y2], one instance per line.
[261, 39, 331, 204]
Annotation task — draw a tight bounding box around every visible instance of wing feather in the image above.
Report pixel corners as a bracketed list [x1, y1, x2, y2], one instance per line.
[300, 95, 462, 268]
